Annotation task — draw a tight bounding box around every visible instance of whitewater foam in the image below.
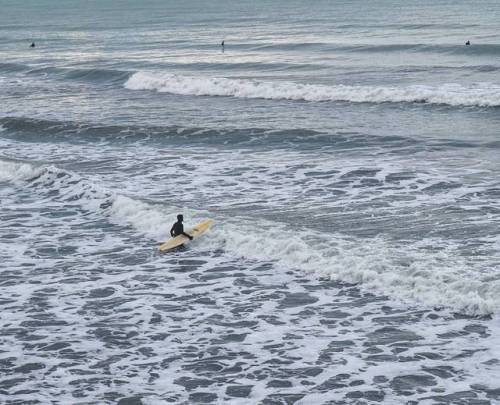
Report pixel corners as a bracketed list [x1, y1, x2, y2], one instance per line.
[2, 158, 499, 315]
[208, 221, 500, 315]
[125, 71, 500, 107]
[0, 158, 43, 182]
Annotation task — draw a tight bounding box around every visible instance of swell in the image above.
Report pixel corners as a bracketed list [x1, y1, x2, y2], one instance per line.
[0, 62, 130, 84]
[3, 116, 493, 151]
[218, 42, 500, 57]
[31, 66, 130, 84]
[2, 157, 500, 316]
[125, 71, 500, 108]
[180, 41, 500, 57]
[336, 43, 500, 56]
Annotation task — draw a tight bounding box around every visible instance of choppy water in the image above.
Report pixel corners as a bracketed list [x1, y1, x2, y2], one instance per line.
[1, 0, 500, 403]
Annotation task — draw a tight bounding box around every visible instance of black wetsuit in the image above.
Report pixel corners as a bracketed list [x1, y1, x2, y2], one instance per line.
[170, 221, 192, 239]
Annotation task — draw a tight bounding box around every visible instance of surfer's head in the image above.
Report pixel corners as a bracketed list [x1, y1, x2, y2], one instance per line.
[177, 214, 184, 222]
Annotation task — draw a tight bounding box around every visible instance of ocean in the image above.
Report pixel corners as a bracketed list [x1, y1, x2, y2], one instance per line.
[1, 0, 500, 403]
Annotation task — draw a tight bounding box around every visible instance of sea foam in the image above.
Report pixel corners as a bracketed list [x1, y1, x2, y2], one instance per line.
[125, 71, 500, 107]
[2, 157, 500, 315]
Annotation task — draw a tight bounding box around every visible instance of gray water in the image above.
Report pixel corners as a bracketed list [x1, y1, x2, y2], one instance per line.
[1, 0, 500, 403]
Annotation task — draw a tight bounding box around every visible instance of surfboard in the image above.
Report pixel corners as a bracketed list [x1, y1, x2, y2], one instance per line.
[159, 219, 214, 252]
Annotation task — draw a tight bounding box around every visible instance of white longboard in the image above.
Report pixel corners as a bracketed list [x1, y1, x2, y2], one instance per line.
[159, 219, 214, 252]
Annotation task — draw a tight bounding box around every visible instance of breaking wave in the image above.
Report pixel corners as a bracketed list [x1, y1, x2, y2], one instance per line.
[2, 157, 500, 315]
[125, 71, 500, 107]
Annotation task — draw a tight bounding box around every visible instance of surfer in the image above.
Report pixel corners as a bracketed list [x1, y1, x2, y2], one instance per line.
[221, 40, 225, 53]
[30, 42, 35, 48]
[465, 40, 470, 46]
[170, 214, 193, 240]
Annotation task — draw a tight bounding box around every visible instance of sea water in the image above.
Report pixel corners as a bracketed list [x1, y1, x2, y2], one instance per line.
[1, 0, 500, 403]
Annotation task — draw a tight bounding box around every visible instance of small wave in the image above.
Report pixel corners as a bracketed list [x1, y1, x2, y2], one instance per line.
[125, 72, 500, 107]
[338, 43, 500, 56]
[63, 67, 131, 83]
[28, 66, 130, 84]
[223, 41, 500, 56]
[0, 61, 130, 84]
[447, 43, 500, 56]
[2, 157, 500, 315]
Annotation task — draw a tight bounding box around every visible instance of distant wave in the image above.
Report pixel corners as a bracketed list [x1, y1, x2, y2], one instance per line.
[32, 66, 130, 84]
[125, 71, 500, 107]
[335, 43, 500, 56]
[62, 67, 131, 83]
[186, 41, 500, 56]
[0, 62, 130, 84]
[2, 156, 500, 315]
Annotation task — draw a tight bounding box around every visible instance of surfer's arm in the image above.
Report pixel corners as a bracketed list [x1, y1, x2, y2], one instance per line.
[170, 225, 176, 237]
[182, 232, 193, 240]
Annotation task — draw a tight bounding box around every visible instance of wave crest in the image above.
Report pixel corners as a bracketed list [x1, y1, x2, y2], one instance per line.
[125, 71, 500, 107]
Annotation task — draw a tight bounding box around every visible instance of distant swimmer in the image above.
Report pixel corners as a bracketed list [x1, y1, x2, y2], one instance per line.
[221, 40, 225, 53]
[30, 42, 35, 48]
[170, 214, 193, 240]
[465, 40, 470, 46]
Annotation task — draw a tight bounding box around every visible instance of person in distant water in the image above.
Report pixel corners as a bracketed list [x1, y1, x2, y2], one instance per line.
[170, 214, 193, 240]
[465, 40, 470, 46]
[221, 40, 225, 53]
[30, 42, 35, 48]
